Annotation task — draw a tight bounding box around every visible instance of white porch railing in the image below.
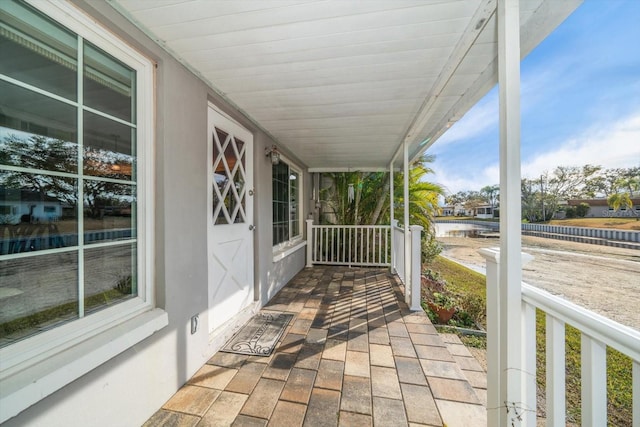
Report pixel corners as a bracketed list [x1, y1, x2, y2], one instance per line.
[480, 248, 640, 426]
[393, 222, 406, 282]
[306, 222, 391, 267]
[305, 219, 423, 311]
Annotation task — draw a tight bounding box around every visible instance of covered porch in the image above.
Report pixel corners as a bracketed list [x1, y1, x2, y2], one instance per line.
[144, 266, 486, 427]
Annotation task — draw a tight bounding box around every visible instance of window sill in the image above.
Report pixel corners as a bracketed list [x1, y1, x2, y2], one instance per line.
[273, 240, 306, 263]
[0, 308, 168, 423]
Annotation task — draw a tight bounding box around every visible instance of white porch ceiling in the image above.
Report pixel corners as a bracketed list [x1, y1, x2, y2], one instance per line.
[110, 0, 581, 170]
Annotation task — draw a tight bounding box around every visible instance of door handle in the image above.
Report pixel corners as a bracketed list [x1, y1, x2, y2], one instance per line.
[249, 225, 255, 231]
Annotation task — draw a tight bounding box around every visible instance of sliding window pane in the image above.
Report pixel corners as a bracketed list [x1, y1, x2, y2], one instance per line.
[84, 41, 135, 123]
[83, 111, 134, 181]
[0, 251, 79, 348]
[0, 171, 78, 255]
[0, 81, 78, 173]
[0, 0, 77, 101]
[83, 181, 136, 243]
[84, 243, 137, 314]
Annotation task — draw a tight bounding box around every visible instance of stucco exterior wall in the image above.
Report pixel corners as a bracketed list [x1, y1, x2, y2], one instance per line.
[3, 1, 309, 425]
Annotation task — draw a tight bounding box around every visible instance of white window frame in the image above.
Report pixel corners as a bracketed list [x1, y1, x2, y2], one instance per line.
[272, 156, 304, 255]
[0, 1, 166, 423]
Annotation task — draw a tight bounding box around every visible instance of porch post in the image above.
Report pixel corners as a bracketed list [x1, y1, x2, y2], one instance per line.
[389, 161, 395, 273]
[498, 0, 526, 425]
[409, 225, 423, 311]
[306, 219, 314, 268]
[480, 248, 533, 426]
[403, 139, 411, 306]
[479, 248, 502, 426]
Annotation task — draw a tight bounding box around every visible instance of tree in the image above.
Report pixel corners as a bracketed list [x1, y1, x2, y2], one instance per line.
[618, 167, 640, 197]
[480, 184, 499, 209]
[320, 155, 444, 231]
[0, 133, 133, 218]
[320, 155, 445, 262]
[607, 193, 634, 213]
[521, 178, 539, 222]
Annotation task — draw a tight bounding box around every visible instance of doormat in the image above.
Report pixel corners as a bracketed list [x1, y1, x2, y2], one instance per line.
[221, 312, 294, 356]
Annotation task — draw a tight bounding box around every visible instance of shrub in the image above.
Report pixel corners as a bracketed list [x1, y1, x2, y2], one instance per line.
[565, 206, 577, 218]
[576, 202, 590, 218]
[421, 234, 442, 264]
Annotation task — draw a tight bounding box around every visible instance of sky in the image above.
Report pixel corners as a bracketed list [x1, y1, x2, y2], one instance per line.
[429, 0, 640, 196]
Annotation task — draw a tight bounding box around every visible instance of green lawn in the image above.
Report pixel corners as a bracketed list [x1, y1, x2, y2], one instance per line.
[425, 255, 633, 425]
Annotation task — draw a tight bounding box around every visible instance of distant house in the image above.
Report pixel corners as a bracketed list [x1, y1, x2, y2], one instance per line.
[439, 206, 454, 216]
[475, 204, 494, 219]
[566, 198, 640, 218]
[0, 188, 62, 224]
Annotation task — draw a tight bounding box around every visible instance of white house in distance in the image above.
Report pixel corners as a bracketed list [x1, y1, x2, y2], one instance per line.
[0, 189, 62, 225]
[565, 198, 640, 218]
[475, 204, 495, 219]
[2, 1, 618, 426]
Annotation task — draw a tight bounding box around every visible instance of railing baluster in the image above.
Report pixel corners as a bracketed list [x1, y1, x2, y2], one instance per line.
[522, 302, 536, 425]
[546, 314, 566, 426]
[340, 227, 344, 264]
[336, 227, 341, 263]
[330, 227, 334, 263]
[377, 227, 380, 264]
[634, 361, 639, 427]
[581, 334, 607, 427]
[366, 228, 370, 264]
[358, 229, 364, 262]
[321, 227, 325, 263]
[312, 226, 317, 263]
[348, 227, 352, 265]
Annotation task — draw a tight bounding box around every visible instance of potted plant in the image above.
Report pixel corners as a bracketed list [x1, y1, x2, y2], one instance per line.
[427, 292, 457, 324]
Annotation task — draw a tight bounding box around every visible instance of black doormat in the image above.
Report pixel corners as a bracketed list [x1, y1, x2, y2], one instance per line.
[221, 312, 294, 356]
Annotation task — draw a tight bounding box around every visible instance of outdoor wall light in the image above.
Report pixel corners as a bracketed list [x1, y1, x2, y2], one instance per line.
[265, 145, 280, 165]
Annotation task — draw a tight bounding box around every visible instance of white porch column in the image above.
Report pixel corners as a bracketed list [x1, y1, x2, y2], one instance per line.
[389, 161, 395, 273]
[409, 225, 423, 311]
[498, 0, 525, 425]
[480, 248, 533, 426]
[403, 139, 411, 306]
[306, 219, 314, 268]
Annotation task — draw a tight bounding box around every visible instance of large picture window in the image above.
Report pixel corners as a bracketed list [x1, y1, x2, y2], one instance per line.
[272, 161, 301, 247]
[0, 0, 152, 352]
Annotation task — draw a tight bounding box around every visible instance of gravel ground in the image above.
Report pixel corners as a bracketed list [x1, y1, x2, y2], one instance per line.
[438, 235, 640, 330]
[439, 235, 637, 424]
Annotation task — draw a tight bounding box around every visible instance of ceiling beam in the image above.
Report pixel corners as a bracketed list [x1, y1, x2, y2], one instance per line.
[392, 0, 496, 163]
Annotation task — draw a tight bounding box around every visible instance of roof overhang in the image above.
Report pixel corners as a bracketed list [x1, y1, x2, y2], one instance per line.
[109, 0, 582, 170]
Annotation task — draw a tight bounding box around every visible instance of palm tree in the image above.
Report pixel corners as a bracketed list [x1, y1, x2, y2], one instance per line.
[607, 192, 635, 216]
[320, 155, 444, 231]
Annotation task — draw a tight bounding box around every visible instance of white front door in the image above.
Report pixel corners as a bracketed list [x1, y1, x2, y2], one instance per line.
[207, 106, 254, 334]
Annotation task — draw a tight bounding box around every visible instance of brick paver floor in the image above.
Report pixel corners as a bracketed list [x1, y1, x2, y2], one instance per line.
[144, 267, 487, 427]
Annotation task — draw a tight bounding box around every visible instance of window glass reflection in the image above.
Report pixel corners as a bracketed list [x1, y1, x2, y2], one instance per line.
[84, 41, 135, 124]
[83, 181, 136, 243]
[84, 243, 137, 314]
[290, 171, 300, 238]
[212, 129, 246, 224]
[0, 171, 78, 255]
[0, 81, 78, 174]
[0, 252, 78, 347]
[0, 0, 77, 101]
[83, 111, 134, 181]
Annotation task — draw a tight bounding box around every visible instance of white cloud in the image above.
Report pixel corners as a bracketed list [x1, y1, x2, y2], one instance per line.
[435, 111, 640, 195]
[434, 164, 499, 196]
[521, 112, 640, 178]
